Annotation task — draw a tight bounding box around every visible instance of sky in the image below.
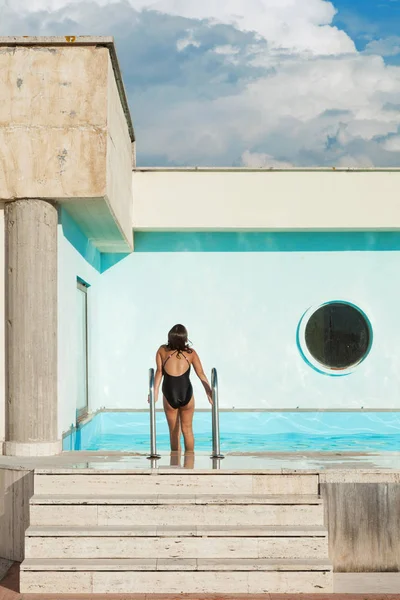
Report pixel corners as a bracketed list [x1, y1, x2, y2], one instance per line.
[2, 0, 400, 167]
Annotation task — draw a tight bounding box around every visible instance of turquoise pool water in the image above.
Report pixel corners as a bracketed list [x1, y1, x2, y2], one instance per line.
[64, 411, 400, 453]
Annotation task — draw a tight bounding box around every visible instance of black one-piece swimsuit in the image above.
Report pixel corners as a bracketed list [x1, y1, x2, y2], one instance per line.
[162, 351, 193, 409]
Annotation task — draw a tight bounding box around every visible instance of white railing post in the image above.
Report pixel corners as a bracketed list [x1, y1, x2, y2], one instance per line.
[147, 368, 160, 461]
[211, 368, 224, 459]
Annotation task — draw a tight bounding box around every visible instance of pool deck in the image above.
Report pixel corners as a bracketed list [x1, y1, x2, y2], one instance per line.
[2, 449, 400, 471]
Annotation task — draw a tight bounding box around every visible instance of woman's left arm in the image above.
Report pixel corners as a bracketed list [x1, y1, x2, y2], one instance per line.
[192, 350, 213, 405]
[154, 348, 163, 403]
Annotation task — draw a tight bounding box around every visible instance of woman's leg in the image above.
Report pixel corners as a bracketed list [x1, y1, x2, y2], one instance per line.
[170, 451, 181, 467]
[163, 397, 181, 452]
[179, 396, 195, 453]
[183, 452, 195, 469]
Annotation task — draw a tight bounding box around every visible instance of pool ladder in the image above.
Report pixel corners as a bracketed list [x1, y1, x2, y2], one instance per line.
[147, 368, 161, 464]
[147, 367, 224, 466]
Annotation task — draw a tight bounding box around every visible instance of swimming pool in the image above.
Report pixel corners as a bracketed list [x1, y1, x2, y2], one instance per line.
[64, 411, 400, 453]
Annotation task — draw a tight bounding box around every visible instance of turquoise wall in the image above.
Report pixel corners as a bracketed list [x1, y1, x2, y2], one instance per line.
[85, 232, 400, 411]
[58, 209, 100, 435]
[134, 232, 400, 253]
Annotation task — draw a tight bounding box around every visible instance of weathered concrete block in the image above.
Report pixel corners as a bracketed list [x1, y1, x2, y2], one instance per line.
[0, 468, 33, 562]
[321, 482, 400, 572]
[0, 37, 134, 252]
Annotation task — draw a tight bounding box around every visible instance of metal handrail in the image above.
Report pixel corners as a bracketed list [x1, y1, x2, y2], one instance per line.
[211, 368, 224, 459]
[147, 368, 160, 461]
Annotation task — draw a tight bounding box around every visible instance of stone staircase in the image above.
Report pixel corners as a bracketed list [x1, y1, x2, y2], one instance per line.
[21, 470, 332, 594]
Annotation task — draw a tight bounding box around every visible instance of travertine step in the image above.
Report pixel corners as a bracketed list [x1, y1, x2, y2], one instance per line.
[30, 497, 324, 527]
[30, 493, 323, 504]
[20, 558, 332, 594]
[25, 525, 328, 560]
[26, 524, 327, 536]
[21, 557, 332, 570]
[34, 472, 318, 496]
[24, 472, 332, 594]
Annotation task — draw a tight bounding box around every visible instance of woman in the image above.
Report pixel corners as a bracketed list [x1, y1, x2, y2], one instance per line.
[154, 324, 212, 453]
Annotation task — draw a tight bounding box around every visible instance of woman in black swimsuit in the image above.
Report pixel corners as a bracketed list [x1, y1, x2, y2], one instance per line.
[154, 324, 212, 453]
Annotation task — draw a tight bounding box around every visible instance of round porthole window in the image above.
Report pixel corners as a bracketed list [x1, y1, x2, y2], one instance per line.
[297, 301, 372, 375]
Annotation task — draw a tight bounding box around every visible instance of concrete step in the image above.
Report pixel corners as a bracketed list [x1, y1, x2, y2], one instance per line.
[30, 500, 324, 528]
[25, 525, 328, 560]
[20, 558, 333, 594]
[26, 524, 328, 536]
[34, 472, 318, 496]
[21, 557, 332, 571]
[30, 493, 323, 505]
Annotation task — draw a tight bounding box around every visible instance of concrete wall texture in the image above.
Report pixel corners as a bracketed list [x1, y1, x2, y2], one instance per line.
[0, 37, 134, 451]
[105, 54, 133, 252]
[0, 40, 133, 253]
[5, 200, 58, 456]
[0, 207, 4, 444]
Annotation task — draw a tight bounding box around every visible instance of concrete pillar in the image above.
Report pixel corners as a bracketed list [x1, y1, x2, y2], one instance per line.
[4, 199, 60, 456]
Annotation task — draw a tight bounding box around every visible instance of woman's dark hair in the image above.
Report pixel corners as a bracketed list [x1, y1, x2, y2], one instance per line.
[167, 324, 192, 354]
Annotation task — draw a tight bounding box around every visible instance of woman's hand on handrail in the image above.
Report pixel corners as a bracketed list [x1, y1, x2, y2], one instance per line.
[202, 379, 213, 405]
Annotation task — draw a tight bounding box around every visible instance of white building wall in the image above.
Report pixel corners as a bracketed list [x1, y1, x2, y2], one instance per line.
[133, 169, 400, 231]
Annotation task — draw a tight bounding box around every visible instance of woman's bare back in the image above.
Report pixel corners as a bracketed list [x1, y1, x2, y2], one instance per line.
[159, 345, 194, 377]
[155, 344, 212, 406]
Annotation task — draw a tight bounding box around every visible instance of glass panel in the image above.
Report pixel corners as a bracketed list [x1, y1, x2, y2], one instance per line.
[76, 285, 88, 414]
[305, 302, 370, 370]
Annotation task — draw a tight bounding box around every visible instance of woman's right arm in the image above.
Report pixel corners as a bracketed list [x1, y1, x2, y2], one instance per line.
[154, 348, 163, 403]
[192, 351, 213, 405]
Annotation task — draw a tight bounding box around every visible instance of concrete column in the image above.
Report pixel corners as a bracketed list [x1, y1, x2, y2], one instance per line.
[4, 199, 60, 456]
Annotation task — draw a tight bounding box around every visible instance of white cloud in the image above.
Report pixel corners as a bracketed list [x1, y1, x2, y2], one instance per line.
[2, 0, 116, 10]
[1, 0, 400, 166]
[176, 30, 201, 52]
[4, 0, 356, 55]
[176, 38, 200, 51]
[382, 135, 400, 152]
[336, 154, 374, 168]
[241, 150, 293, 168]
[137, 52, 400, 165]
[214, 45, 240, 56]
[141, 0, 355, 55]
[365, 37, 400, 57]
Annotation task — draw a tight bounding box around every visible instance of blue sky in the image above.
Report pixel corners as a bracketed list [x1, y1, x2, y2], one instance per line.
[333, 0, 400, 52]
[2, 0, 400, 167]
